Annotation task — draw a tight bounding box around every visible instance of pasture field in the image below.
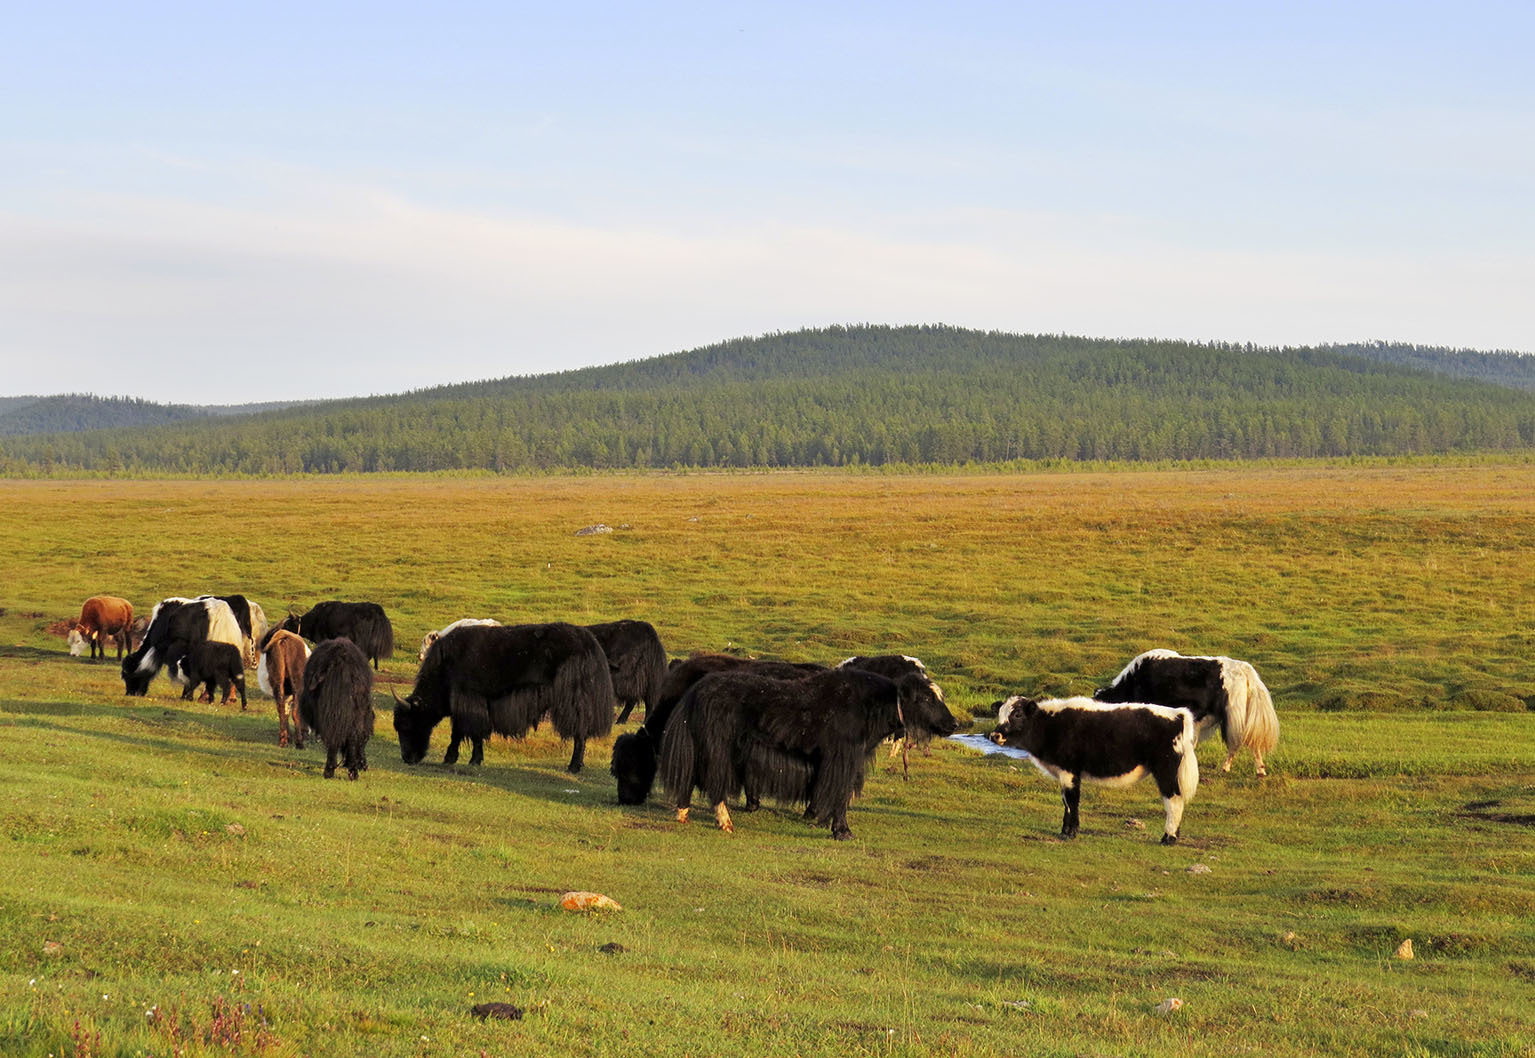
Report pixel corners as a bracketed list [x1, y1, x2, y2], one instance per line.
[0, 465, 1532, 1057]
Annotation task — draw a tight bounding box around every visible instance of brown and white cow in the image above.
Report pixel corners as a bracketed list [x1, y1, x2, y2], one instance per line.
[68, 595, 134, 661]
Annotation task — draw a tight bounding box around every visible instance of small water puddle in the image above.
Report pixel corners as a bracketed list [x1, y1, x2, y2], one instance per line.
[949, 733, 1032, 761]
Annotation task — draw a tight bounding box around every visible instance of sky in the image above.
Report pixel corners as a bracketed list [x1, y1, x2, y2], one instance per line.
[3, 1, 1532, 404]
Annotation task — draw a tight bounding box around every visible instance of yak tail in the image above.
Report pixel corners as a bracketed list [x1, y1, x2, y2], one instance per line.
[1175, 709, 1201, 803]
[1219, 658, 1280, 756]
[352, 611, 395, 666]
[206, 602, 244, 650]
[545, 632, 617, 741]
[658, 701, 699, 809]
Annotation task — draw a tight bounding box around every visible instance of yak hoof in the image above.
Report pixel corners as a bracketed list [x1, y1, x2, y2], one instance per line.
[742, 798, 761, 813]
[1060, 828, 1079, 840]
[1161, 832, 1179, 846]
[831, 827, 853, 841]
[323, 766, 336, 779]
[347, 770, 359, 781]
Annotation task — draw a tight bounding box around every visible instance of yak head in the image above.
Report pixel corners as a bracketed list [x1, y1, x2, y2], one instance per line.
[896, 673, 960, 743]
[121, 645, 156, 696]
[988, 696, 1040, 748]
[392, 690, 437, 765]
[610, 729, 658, 805]
[67, 628, 88, 657]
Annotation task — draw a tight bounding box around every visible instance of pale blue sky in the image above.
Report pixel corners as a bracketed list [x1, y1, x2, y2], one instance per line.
[3, 1, 1531, 402]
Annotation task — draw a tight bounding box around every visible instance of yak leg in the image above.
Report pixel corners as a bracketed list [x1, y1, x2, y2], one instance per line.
[469, 737, 484, 765]
[442, 731, 461, 765]
[615, 700, 636, 724]
[713, 801, 735, 833]
[567, 735, 586, 774]
[1059, 777, 1082, 839]
[1252, 748, 1268, 777]
[323, 747, 339, 779]
[276, 693, 290, 746]
[1161, 793, 1186, 846]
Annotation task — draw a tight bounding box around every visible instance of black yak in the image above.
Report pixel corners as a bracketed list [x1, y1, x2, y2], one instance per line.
[989, 696, 1200, 844]
[278, 601, 395, 670]
[659, 666, 958, 840]
[300, 637, 375, 780]
[393, 622, 615, 774]
[122, 596, 244, 696]
[167, 640, 248, 710]
[610, 653, 826, 806]
[68, 595, 134, 660]
[586, 619, 668, 724]
[1095, 649, 1279, 777]
[258, 628, 311, 747]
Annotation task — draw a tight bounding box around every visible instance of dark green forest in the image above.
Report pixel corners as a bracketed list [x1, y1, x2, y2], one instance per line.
[4, 326, 1535, 474]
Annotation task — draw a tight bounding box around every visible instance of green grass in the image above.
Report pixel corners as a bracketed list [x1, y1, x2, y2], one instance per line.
[1, 464, 1533, 1056]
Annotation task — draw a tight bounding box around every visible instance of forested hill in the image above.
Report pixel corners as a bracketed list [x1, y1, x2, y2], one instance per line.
[1324, 342, 1535, 391]
[3, 326, 1534, 474]
[0, 394, 319, 436]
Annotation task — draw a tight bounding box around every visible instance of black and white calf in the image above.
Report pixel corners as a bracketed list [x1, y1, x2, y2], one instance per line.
[989, 696, 1199, 845]
[1094, 649, 1279, 777]
[168, 641, 248, 710]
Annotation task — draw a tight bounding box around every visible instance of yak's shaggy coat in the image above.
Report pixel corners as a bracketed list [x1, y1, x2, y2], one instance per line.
[279, 601, 395, 670]
[659, 667, 958, 840]
[990, 696, 1199, 844]
[394, 622, 615, 773]
[258, 628, 311, 747]
[586, 619, 669, 724]
[300, 638, 375, 780]
[611, 654, 826, 805]
[1095, 648, 1279, 776]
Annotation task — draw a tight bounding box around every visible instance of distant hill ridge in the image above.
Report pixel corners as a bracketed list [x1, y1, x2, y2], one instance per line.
[2, 325, 1533, 473]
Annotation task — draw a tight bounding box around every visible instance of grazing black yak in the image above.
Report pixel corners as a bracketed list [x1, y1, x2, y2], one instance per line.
[300, 637, 375, 780]
[659, 666, 958, 840]
[610, 653, 826, 805]
[168, 640, 248, 710]
[278, 601, 394, 670]
[1095, 649, 1279, 777]
[989, 696, 1200, 844]
[394, 622, 615, 774]
[122, 596, 244, 697]
[586, 619, 668, 724]
[258, 628, 310, 747]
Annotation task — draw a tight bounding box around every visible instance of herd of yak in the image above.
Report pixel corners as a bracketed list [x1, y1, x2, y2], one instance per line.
[65, 592, 1281, 845]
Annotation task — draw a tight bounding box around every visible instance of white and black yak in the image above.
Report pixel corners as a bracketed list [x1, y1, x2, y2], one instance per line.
[121, 596, 244, 697]
[393, 622, 615, 774]
[610, 653, 827, 806]
[258, 627, 311, 747]
[68, 595, 134, 661]
[586, 619, 669, 724]
[989, 696, 1200, 845]
[167, 640, 248, 710]
[300, 637, 375, 780]
[418, 618, 501, 661]
[1094, 649, 1279, 777]
[278, 601, 395, 670]
[659, 666, 959, 840]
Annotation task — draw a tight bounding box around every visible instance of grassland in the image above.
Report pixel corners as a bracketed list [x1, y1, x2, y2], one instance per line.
[1, 463, 1532, 1057]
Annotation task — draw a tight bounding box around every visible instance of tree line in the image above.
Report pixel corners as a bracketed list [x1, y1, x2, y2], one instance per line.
[3, 326, 1534, 474]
